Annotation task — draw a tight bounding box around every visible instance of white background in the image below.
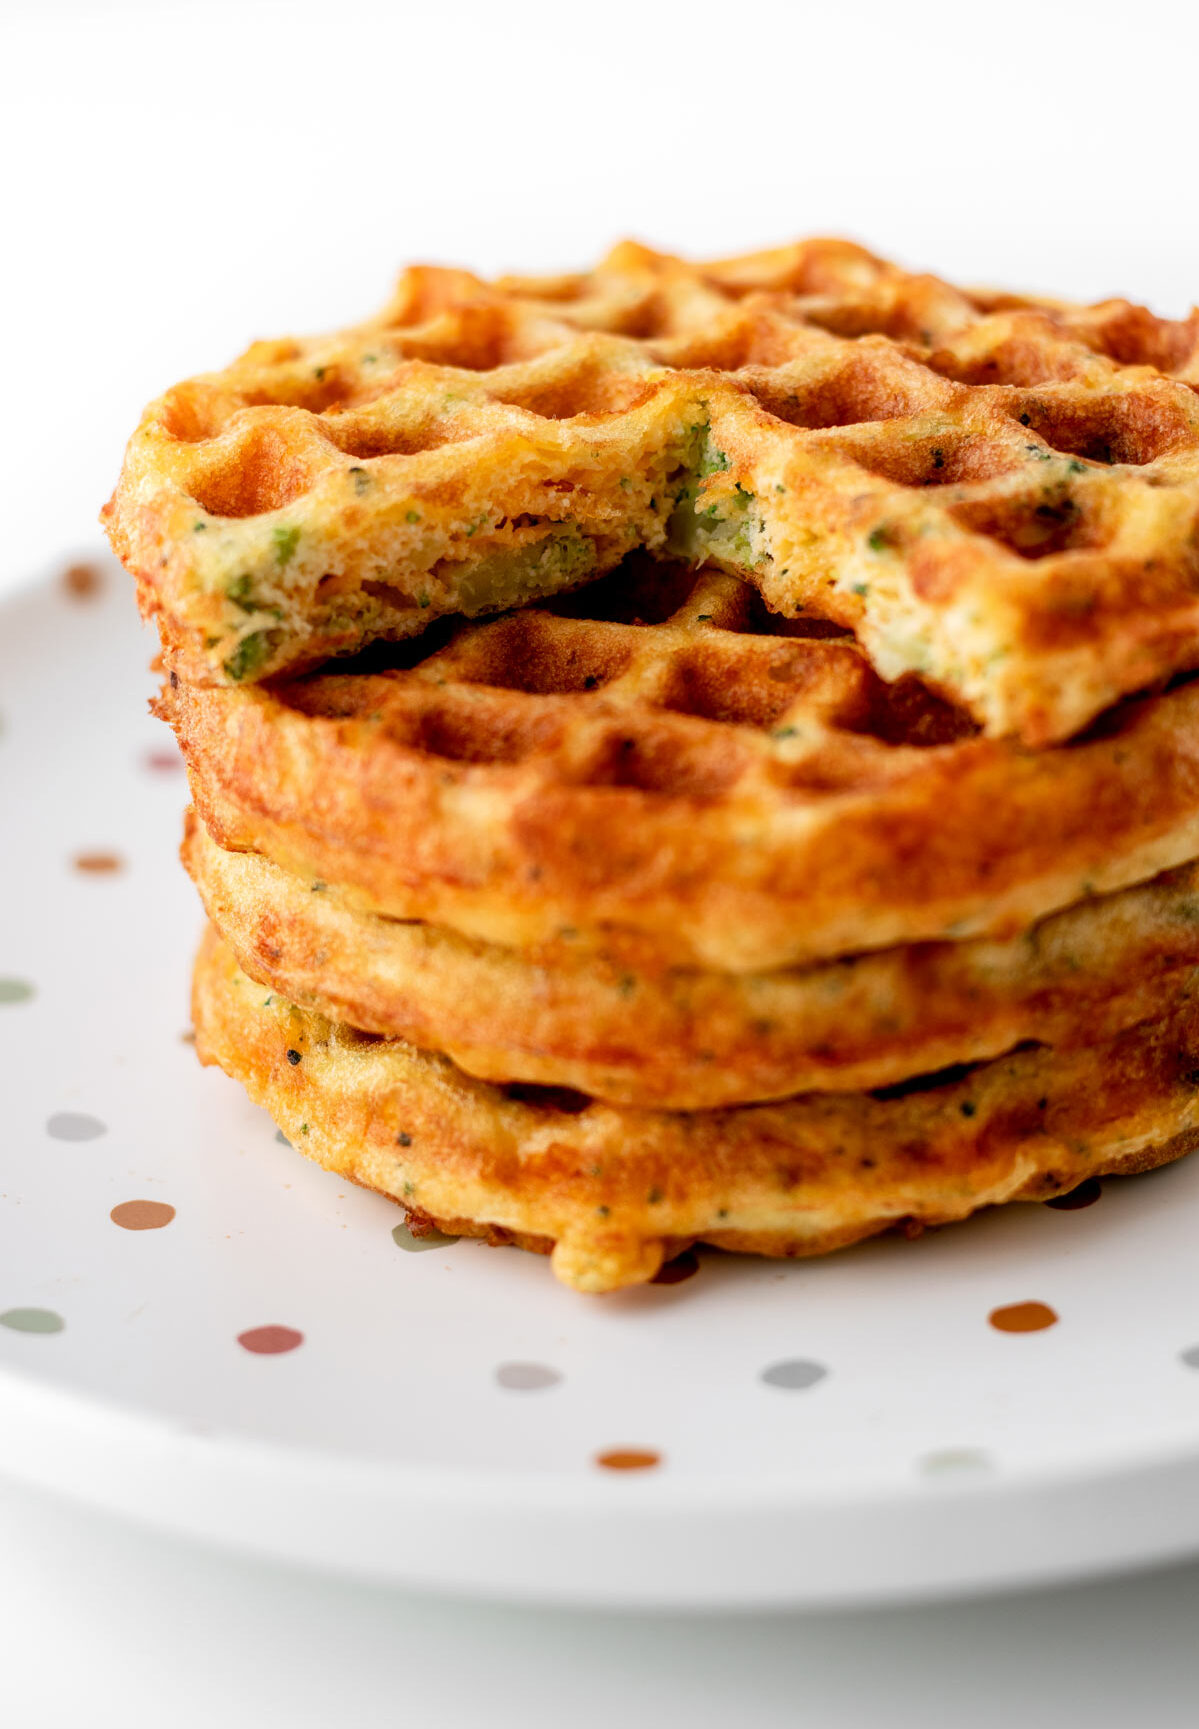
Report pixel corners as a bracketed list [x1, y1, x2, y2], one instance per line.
[4, 1, 1199, 1723]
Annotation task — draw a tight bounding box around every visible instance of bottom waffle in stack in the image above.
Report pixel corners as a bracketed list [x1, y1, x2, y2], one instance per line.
[168, 558, 1199, 1293]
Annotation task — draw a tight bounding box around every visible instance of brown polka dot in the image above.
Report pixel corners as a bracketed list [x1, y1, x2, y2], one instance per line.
[237, 1324, 303, 1355]
[73, 852, 123, 874]
[111, 1199, 176, 1231]
[596, 1448, 661, 1472]
[651, 1247, 700, 1285]
[989, 1301, 1058, 1334]
[1047, 1178, 1102, 1211]
[180, 1028, 196, 1044]
[62, 562, 103, 600]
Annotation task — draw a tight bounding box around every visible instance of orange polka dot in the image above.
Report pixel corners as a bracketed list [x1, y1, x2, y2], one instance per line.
[596, 1448, 661, 1471]
[62, 563, 102, 599]
[111, 1199, 176, 1231]
[989, 1300, 1058, 1334]
[73, 852, 123, 874]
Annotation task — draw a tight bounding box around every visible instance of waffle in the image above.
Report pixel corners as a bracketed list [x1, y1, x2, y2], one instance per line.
[160, 558, 1199, 974]
[193, 926, 1199, 1294]
[186, 810, 1199, 1110]
[106, 238, 1199, 743]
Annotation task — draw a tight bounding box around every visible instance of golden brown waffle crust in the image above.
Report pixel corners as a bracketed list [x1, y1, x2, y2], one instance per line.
[185, 809, 1199, 1110]
[193, 927, 1199, 1294]
[105, 238, 1199, 744]
[160, 588, 1199, 973]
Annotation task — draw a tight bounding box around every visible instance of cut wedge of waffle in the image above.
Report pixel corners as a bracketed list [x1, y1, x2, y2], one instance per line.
[160, 558, 1199, 973]
[107, 238, 1199, 742]
[194, 926, 1199, 1294]
[186, 810, 1199, 1110]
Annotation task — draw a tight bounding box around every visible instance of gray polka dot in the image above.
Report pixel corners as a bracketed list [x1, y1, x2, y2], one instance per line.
[46, 1111, 107, 1142]
[919, 1447, 992, 1478]
[495, 1362, 563, 1391]
[761, 1358, 828, 1391]
[0, 1307, 64, 1335]
[1179, 1345, 1199, 1369]
[392, 1221, 457, 1252]
[0, 979, 34, 1005]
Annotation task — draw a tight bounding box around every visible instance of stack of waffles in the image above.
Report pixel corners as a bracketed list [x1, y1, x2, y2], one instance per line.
[104, 240, 1199, 1292]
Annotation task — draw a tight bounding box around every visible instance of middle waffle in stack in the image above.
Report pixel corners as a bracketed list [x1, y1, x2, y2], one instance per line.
[168, 554, 1199, 1292]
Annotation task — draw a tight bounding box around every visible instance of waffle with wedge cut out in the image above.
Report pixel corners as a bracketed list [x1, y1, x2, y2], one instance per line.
[193, 926, 1199, 1294]
[159, 557, 1199, 975]
[185, 809, 1199, 1110]
[106, 237, 1199, 742]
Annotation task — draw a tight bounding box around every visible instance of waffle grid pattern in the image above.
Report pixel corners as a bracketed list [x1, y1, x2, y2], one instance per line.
[165, 558, 1199, 972]
[107, 240, 1199, 742]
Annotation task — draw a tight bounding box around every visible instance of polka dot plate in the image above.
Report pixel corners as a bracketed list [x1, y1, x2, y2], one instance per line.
[5, 553, 1199, 1608]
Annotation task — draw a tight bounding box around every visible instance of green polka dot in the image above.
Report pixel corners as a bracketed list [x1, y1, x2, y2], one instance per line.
[392, 1221, 458, 1252]
[919, 1447, 992, 1477]
[0, 979, 34, 1005]
[0, 1307, 64, 1334]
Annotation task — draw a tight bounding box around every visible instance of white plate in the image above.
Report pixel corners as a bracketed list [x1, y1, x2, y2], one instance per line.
[5, 553, 1199, 1608]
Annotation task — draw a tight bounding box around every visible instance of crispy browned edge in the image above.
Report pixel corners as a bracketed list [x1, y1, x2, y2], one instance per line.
[192, 927, 1199, 1293]
[183, 805, 1199, 1109]
[160, 661, 1199, 972]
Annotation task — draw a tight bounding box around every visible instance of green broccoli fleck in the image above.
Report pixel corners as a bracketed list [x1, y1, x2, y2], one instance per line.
[698, 443, 730, 478]
[349, 467, 371, 494]
[223, 631, 272, 681]
[272, 526, 301, 565]
[406, 509, 421, 524]
[226, 574, 256, 611]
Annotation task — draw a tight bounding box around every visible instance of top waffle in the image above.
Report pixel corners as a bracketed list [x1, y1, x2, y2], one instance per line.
[105, 238, 1199, 742]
